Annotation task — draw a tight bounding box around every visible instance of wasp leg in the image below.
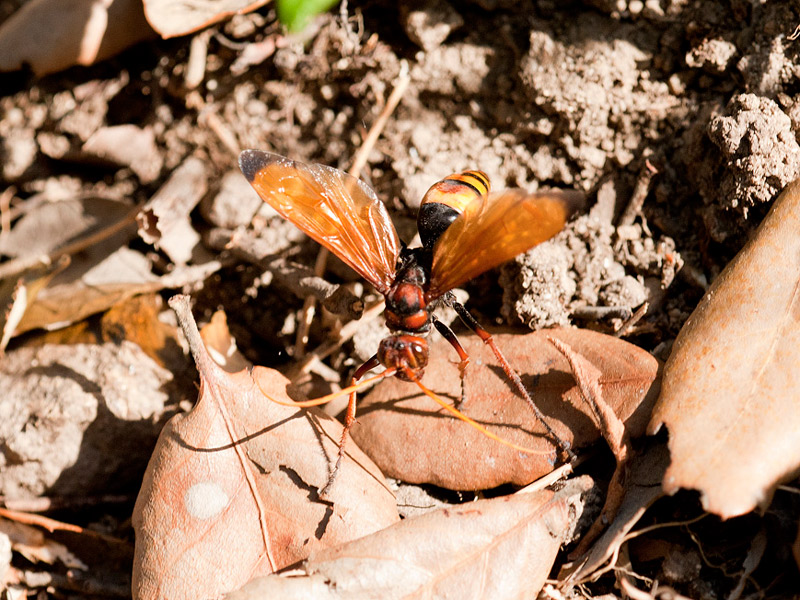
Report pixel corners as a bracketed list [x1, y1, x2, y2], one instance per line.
[320, 354, 381, 497]
[449, 299, 576, 462]
[431, 315, 470, 407]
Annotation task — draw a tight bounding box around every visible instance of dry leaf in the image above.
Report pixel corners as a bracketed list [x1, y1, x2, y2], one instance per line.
[351, 327, 660, 489]
[548, 336, 633, 553]
[15, 247, 161, 334]
[200, 310, 252, 373]
[82, 125, 163, 184]
[0, 197, 130, 260]
[132, 295, 398, 600]
[143, 0, 271, 39]
[226, 478, 590, 600]
[136, 157, 207, 265]
[648, 179, 800, 518]
[0, 0, 156, 76]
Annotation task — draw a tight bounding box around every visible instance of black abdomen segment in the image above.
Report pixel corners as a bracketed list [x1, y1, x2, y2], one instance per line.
[417, 202, 460, 248]
[417, 170, 490, 248]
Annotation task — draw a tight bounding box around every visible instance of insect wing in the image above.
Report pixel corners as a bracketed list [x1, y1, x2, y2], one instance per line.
[426, 188, 584, 300]
[240, 150, 401, 294]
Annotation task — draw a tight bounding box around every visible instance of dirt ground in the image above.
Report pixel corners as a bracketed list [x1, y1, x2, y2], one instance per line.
[1, 0, 799, 598]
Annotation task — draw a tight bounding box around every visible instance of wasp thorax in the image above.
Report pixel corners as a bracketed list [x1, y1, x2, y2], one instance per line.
[377, 335, 429, 380]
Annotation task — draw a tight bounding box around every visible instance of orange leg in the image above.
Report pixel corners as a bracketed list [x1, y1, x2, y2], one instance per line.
[320, 354, 381, 497]
[451, 300, 576, 461]
[432, 315, 470, 406]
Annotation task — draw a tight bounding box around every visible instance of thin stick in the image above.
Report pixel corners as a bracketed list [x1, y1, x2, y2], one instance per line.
[614, 301, 649, 338]
[287, 298, 385, 381]
[617, 159, 658, 227]
[0, 186, 14, 242]
[293, 65, 410, 358]
[0, 507, 128, 545]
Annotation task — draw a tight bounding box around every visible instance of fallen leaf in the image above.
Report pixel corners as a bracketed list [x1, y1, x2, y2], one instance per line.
[548, 336, 633, 554]
[136, 157, 207, 265]
[200, 310, 252, 373]
[143, 0, 271, 39]
[0, 0, 156, 76]
[226, 478, 591, 600]
[15, 247, 161, 334]
[132, 295, 398, 600]
[351, 327, 660, 489]
[648, 179, 800, 518]
[82, 125, 163, 184]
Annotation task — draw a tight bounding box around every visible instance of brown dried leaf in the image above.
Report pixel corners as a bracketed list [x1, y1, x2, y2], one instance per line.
[0, 197, 130, 260]
[648, 179, 800, 518]
[132, 296, 398, 600]
[351, 327, 660, 489]
[0, 0, 156, 76]
[548, 336, 634, 554]
[82, 125, 163, 184]
[226, 478, 590, 600]
[22, 294, 182, 370]
[200, 310, 252, 373]
[16, 247, 161, 334]
[143, 0, 271, 39]
[136, 157, 207, 265]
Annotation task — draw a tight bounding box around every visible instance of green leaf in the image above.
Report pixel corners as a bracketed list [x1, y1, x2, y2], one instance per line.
[276, 0, 340, 32]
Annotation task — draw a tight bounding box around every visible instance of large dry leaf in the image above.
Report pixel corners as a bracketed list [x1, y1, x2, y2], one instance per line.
[226, 478, 590, 600]
[132, 296, 398, 600]
[143, 0, 271, 39]
[351, 327, 660, 489]
[648, 180, 800, 518]
[0, 0, 156, 76]
[15, 247, 160, 334]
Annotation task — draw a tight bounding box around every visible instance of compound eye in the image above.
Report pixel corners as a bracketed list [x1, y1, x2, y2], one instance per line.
[410, 340, 428, 368]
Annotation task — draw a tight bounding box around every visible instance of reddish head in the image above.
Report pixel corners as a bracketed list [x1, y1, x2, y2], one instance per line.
[377, 335, 429, 381]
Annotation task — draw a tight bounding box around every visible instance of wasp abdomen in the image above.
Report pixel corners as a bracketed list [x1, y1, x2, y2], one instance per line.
[417, 170, 490, 248]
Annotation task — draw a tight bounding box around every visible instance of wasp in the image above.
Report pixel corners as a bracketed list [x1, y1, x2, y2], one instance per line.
[239, 150, 583, 492]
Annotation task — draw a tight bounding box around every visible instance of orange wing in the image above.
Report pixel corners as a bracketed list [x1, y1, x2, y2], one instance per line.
[239, 150, 401, 294]
[426, 188, 584, 301]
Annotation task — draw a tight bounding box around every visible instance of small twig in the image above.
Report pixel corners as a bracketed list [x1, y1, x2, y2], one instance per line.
[617, 159, 658, 227]
[186, 91, 241, 157]
[0, 507, 129, 545]
[293, 64, 411, 358]
[515, 456, 584, 495]
[285, 298, 385, 381]
[0, 494, 132, 513]
[0, 185, 14, 242]
[614, 302, 649, 338]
